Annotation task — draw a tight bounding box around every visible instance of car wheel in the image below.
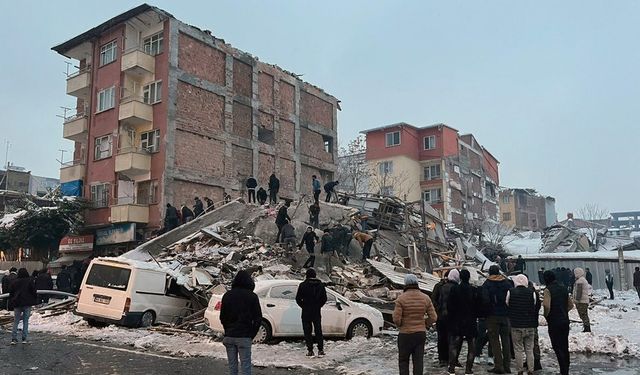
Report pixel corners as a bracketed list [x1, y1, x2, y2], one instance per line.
[346, 319, 372, 339]
[139, 310, 156, 328]
[253, 320, 272, 344]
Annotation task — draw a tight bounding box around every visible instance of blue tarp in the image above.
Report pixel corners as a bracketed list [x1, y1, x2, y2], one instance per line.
[61, 180, 83, 197]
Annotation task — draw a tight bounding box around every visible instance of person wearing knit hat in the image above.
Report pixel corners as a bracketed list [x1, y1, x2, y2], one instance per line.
[434, 269, 461, 367]
[483, 263, 514, 373]
[393, 273, 437, 375]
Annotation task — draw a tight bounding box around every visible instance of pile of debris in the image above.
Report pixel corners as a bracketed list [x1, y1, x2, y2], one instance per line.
[541, 224, 591, 253]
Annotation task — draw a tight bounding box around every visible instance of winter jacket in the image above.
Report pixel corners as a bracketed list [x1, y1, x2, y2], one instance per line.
[482, 274, 513, 317]
[220, 271, 262, 338]
[268, 175, 280, 191]
[295, 278, 327, 321]
[281, 223, 296, 240]
[9, 277, 38, 309]
[56, 270, 72, 293]
[434, 280, 457, 321]
[312, 179, 321, 192]
[1, 272, 17, 295]
[393, 285, 437, 334]
[257, 188, 268, 202]
[605, 273, 614, 288]
[447, 281, 478, 337]
[543, 281, 574, 326]
[320, 233, 334, 254]
[35, 272, 53, 291]
[299, 231, 319, 253]
[275, 206, 290, 225]
[586, 270, 593, 285]
[353, 232, 373, 246]
[324, 181, 338, 193]
[515, 257, 526, 272]
[309, 204, 320, 218]
[246, 177, 257, 189]
[181, 206, 194, 220]
[573, 268, 591, 304]
[634, 271, 640, 287]
[193, 199, 204, 217]
[507, 281, 537, 329]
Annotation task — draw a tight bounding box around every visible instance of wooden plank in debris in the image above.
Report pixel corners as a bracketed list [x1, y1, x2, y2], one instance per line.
[367, 259, 440, 293]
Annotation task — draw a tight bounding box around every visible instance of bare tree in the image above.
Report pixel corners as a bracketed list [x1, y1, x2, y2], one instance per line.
[479, 219, 515, 249]
[577, 203, 609, 244]
[370, 164, 416, 201]
[336, 136, 371, 194]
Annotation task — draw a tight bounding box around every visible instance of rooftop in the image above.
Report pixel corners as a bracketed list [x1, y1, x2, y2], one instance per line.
[359, 122, 458, 134]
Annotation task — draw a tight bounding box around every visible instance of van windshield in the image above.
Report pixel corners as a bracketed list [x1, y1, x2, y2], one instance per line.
[86, 264, 131, 291]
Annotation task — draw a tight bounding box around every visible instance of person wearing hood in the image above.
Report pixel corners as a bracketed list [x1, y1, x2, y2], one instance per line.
[220, 270, 262, 375]
[482, 265, 514, 374]
[295, 268, 327, 356]
[434, 269, 460, 367]
[204, 196, 215, 210]
[164, 204, 180, 231]
[299, 227, 319, 269]
[605, 269, 615, 300]
[275, 202, 291, 243]
[573, 267, 592, 332]
[447, 269, 478, 375]
[268, 174, 280, 204]
[506, 274, 537, 375]
[181, 204, 195, 224]
[35, 269, 54, 304]
[256, 187, 268, 205]
[543, 270, 574, 375]
[309, 202, 320, 229]
[9, 268, 38, 344]
[585, 268, 593, 286]
[393, 274, 438, 375]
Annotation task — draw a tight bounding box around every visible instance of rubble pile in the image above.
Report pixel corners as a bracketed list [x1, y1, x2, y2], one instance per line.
[541, 224, 591, 253]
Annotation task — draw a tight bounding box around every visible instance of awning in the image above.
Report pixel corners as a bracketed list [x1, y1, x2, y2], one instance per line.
[49, 254, 90, 268]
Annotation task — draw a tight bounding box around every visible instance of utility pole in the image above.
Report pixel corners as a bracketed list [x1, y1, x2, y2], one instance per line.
[3, 140, 10, 190]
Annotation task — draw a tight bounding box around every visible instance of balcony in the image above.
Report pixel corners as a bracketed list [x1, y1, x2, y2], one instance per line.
[66, 69, 91, 98]
[115, 148, 151, 178]
[60, 161, 85, 183]
[121, 49, 155, 76]
[110, 204, 149, 224]
[119, 97, 153, 126]
[62, 114, 88, 142]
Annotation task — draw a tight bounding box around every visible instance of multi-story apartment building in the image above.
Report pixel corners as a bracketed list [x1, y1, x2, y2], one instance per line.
[362, 122, 500, 230]
[499, 188, 556, 231]
[53, 4, 339, 252]
[610, 211, 640, 230]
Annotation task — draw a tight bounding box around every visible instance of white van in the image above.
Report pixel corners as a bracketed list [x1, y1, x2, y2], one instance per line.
[76, 258, 191, 328]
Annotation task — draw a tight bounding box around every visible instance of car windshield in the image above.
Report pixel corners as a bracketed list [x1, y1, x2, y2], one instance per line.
[86, 264, 131, 291]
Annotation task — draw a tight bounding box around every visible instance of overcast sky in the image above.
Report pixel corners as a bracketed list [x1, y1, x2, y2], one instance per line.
[1, 1, 638, 217]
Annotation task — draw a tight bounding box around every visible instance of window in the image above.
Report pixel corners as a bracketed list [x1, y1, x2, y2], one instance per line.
[503, 212, 512, 221]
[94, 135, 112, 160]
[423, 188, 442, 204]
[379, 161, 393, 175]
[97, 87, 115, 112]
[385, 131, 400, 147]
[502, 195, 510, 204]
[136, 180, 158, 205]
[424, 135, 436, 150]
[380, 186, 394, 196]
[486, 183, 496, 198]
[323, 135, 333, 153]
[143, 32, 163, 55]
[140, 129, 160, 153]
[90, 183, 110, 208]
[423, 164, 441, 180]
[99, 41, 117, 66]
[86, 264, 130, 291]
[269, 285, 297, 300]
[143, 81, 162, 104]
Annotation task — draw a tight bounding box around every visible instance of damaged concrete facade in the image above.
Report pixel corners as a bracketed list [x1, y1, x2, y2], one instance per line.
[52, 4, 339, 249]
[499, 188, 556, 231]
[361, 123, 500, 231]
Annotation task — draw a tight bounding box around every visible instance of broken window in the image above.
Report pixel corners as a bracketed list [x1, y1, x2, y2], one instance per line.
[258, 127, 275, 145]
[136, 180, 158, 205]
[90, 183, 110, 208]
[485, 182, 496, 198]
[94, 135, 112, 160]
[323, 135, 333, 153]
[385, 131, 400, 147]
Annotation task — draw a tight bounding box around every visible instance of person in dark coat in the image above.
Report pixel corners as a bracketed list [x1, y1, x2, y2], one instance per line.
[256, 188, 268, 205]
[164, 204, 180, 231]
[605, 269, 615, 300]
[9, 268, 38, 344]
[482, 265, 514, 374]
[220, 270, 262, 375]
[433, 269, 460, 367]
[299, 227, 319, 269]
[56, 265, 72, 293]
[281, 220, 297, 250]
[447, 269, 477, 374]
[275, 202, 291, 242]
[515, 255, 526, 273]
[295, 268, 327, 356]
[268, 174, 280, 204]
[312, 175, 322, 203]
[323, 181, 339, 203]
[181, 204, 195, 223]
[543, 270, 574, 375]
[204, 197, 215, 210]
[193, 197, 204, 217]
[246, 176, 258, 203]
[585, 268, 593, 286]
[633, 267, 640, 302]
[35, 269, 54, 304]
[538, 267, 545, 285]
[309, 202, 320, 229]
[1, 267, 18, 310]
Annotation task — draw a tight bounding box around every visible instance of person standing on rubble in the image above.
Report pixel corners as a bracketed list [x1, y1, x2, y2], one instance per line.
[309, 202, 320, 229]
[515, 255, 526, 273]
[323, 180, 339, 203]
[573, 268, 592, 332]
[543, 270, 574, 375]
[633, 267, 640, 303]
[320, 229, 335, 274]
[181, 204, 195, 224]
[193, 197, 204, 218]
[256, 187, 268, 205]
[482, 265, 514, 374]
[506, 274, 537, 375]
[299, 226, 319, 269]
[275, 201, 291, 243]
[353, 231, 374, 261]
[164, 203, 180, 231]
[295, 268, 327, 357]
[281, 220, 297, 251]
[268, 174, 280, 204]
[393, 273, 438, 375]
[585, 267, 593, 286]
[220, 270, 262, 375]
[312, 175, 322, 204]
[446, 269, 478, 375]
[246, 176, 257, 204]
[434, 269, 460, 367]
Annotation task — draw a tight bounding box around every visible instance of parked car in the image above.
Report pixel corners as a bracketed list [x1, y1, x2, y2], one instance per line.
[75, 258, 191, 328]
[204, 279, 384, 343]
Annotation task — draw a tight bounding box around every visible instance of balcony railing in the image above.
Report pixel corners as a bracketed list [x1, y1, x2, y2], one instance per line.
[62, 112, 88, 142]
[66, 67, 91, 98]
[115, 147, 151, 178]
[60, 159, 86, 183]
[119, 94, 153, 125]
[110, 203, 149, 224]
[121, 47, 155, 76]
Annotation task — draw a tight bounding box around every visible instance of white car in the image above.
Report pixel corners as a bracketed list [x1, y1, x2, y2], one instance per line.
[205, 279, 384, 343]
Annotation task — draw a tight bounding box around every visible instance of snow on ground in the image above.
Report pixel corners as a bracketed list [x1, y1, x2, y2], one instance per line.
[503, 231, 542, 255]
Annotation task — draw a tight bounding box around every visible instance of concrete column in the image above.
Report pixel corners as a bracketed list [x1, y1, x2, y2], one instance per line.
[223, 54, 234, 183]
[293, 83, 301, 196]
[163, 18, 181, 210]
[251, 61, 259, 178]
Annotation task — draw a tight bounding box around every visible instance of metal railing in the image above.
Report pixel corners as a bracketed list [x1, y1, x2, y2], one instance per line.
[66, 66, 91, 79]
